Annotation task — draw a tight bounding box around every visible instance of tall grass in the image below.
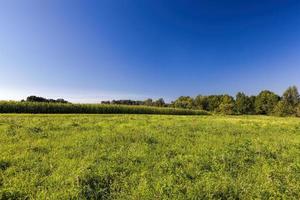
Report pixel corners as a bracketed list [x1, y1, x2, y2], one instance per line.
[0, 101, 209, 115]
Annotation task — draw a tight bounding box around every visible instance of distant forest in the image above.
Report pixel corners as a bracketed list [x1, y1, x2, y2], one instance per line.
[23, 86, 300, 117]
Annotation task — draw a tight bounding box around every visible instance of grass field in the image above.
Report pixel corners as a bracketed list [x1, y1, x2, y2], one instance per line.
[0, 114, 300, 199]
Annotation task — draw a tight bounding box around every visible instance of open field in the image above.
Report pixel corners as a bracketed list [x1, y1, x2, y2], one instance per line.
[0, 114, 300, 199]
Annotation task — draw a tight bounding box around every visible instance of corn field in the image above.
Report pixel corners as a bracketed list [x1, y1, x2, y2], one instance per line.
[0, 101, 209, 115]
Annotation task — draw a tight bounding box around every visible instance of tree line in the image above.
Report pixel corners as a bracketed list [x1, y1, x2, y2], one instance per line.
[101, 86, 300, 117]
[22, 96, 69, 104]
[101, 98, 166, 107]
[21, 86, 300, 117]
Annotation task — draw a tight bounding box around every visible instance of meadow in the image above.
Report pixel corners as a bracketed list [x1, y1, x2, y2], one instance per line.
[0, 114, 300, 199]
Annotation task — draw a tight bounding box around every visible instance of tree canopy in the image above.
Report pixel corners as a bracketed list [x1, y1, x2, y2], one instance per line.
[23, 86, 300, 117]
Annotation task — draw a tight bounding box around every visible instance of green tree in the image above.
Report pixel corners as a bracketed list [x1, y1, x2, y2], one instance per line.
[207, 95, 223, 112]
[154, 98, 165, 107]
[274, 86, 299, 116]
[282, 86, 299, 107]
[194, 95, 209, 110]
[248, 96, 256, 114]
[144, 98, 153, 106]
[218, 95, 235, 115]
[172, 96, 194, 109]
[235, 92, 252, 114]
[255, 90, 280, 115]
[273, 101, 291, 117]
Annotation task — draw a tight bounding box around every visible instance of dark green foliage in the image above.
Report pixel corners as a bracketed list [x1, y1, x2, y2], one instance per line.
[194, 95, 235, 113]
[171, 96, 194, 109]
[153, 98, 165, 107]
[207, 95, 224, 112]
[3, 86, 300, 116]
[100, 101, 110, 104]
[0, 101, 208, 115]
[26, 96, 68, 103]
[249, 96, 256, 113]
[102, 98, 166, 107]
[26, 96, 49, 102]
[218, 95, 235, 115]
[174, 86, 299, 116]
[273, 101, 286, 117]
[282, 86, 299, 107]
[273, 86, 299, 116]
[235, 92, 254, 114]
[55, 98, 68, 103]
[194, 95, 209, 110]
[273, 101, 294, 117]
[143, 98, 153, 106]
[255, 90, 280, 115]
[110, 100, 144, 106]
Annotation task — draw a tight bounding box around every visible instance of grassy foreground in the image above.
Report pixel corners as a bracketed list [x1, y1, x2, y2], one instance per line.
[0, 114, 300, 199]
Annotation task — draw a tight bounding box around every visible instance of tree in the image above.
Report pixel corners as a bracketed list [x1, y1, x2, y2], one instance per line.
[282, 86, 299, 107]
[255, 90, 280, 115]
[194, 95, 209, 110]
[172, 96, 194, 109]
[218, 95, 235, 115]
[154, 98, 165, 107]
[235, 92, 252, 114]
[26, 96, 68, 103]
[207, 95, 223, 112]
[248, 96, 256, 114]
[273, 86, 299, 116]
[111, 100, 143, 105]
[26, 96, 48, 102]
[144, 98, 153, 106]
[273, 101, 288, 116]
[56, 98, 68, 103]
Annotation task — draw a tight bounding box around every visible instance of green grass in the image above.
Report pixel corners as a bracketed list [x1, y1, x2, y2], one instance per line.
[0, 114, 300, 199]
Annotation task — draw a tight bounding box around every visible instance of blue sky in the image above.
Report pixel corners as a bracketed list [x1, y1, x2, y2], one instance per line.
[0, 0, 300, 102]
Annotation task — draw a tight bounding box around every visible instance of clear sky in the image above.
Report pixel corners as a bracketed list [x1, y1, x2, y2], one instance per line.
[0, 0, 300, 102]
